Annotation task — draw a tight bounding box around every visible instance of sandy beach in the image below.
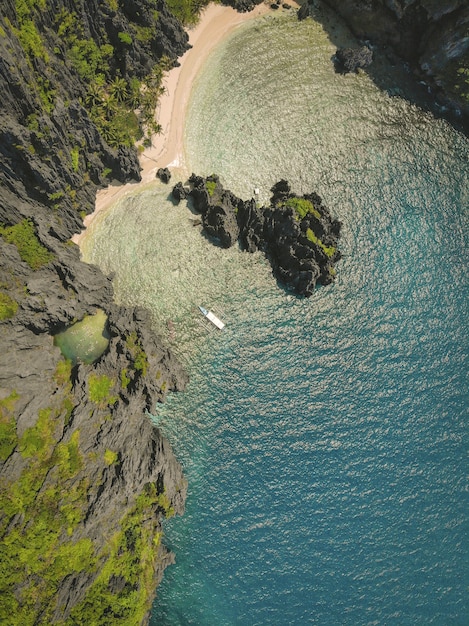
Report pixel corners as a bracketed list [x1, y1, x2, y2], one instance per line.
[72, 1, 274, 245]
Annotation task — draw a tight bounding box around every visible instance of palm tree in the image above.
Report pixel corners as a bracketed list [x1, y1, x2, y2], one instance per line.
[109, 77, 128, 103]
[85, 82, 104, 108]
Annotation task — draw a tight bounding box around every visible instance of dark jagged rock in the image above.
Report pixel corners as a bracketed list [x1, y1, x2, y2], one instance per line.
[187, 175, 341, 296]
[189, 174, 240, 247]
[320, 0, 469, 128]
[157, 167, 172, 183]
[335, 46, 373, 73]
[222, 0, 263, 12]
[171, 182, 190, 203]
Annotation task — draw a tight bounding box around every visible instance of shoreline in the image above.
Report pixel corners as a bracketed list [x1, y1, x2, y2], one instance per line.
[72, 1, 275, 245]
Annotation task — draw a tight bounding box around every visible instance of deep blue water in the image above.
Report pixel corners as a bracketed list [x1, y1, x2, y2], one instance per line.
[84, 10, 469, 625]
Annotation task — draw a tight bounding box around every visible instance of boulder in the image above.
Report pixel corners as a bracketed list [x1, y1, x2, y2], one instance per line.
[335, 46, 373, 73]
[156, 167, 172, 183]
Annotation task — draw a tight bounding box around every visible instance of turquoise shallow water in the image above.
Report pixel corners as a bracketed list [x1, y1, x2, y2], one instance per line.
[83, 11, 469, 625]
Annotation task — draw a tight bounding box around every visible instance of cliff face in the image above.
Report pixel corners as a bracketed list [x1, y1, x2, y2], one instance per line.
[319, 0, 469, 128]
[0, 0, 189, 623]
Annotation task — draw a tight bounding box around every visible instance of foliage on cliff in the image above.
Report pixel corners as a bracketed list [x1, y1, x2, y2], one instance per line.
[0, 0, 190, 622]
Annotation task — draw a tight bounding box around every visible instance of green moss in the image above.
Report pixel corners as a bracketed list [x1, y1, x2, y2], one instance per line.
[55, 431, 83, 479]
[71, 146, 80, 172]
[284, 197, 321, 220]
[53, 358, 72, 387]
[206, 180, 217, 196]
[118, 31, 132, 45]
[88, 373, 118, 407]
[19, 407, 55, 460]
[0, 391, 19, 461]
[126, 331, 148, 377]
[0, 219, 54, 269]
[306, 227, 336, 258]
[104, 449, 118, 465]
[120, 367, 131, 389]
[0, 292, 18, 320]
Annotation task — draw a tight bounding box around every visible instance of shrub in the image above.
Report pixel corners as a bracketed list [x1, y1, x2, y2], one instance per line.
[104, 449, 118, 465]
[53, 358, 73, 386]
[126, 332, 148, 377]
[88, 373, 117, 407]
[0, 391, 19, 461]
[71, 146, 80, 171]
[120, 368, 131, 389]
[0, 219, 54, 269]
[0, 293, 18, 320]
[118, 31, 132, 46]
[284, 197, 321, 220]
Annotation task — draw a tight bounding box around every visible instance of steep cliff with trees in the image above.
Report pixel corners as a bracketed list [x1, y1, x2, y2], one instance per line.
[0, 0, 192, 622]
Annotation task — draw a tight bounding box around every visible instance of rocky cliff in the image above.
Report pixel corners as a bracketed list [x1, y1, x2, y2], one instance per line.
[0, 0, 190, 623]
[316, 0, 469, 130]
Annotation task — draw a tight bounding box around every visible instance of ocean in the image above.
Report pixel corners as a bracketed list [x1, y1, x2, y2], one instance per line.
[81, 10, 468, 625]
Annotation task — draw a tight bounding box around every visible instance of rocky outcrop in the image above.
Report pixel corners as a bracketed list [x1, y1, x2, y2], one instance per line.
[157, 167, 172, 183]
[335, 46, 373, 73]
[0, 0, 190, 622]
[222, 0, 263, 12]
[315, 0, 469, 129]
[184, 175, 342, 297]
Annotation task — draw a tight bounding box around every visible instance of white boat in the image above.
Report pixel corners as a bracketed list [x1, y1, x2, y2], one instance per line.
[199, 306, 225, 330]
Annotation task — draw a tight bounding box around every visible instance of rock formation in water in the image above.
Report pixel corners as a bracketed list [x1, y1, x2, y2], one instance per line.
[0, 0, 190, 622]
[182, 174, 342, 297]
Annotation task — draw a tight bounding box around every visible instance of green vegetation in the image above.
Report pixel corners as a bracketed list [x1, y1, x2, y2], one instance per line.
[165, 0, 210, 25]
[0, 219, 54, 269]
[0, 292, 18, 320]
[65, 483, 172, 625]
[306, 228, 336, 258]
[126, 331, 148, 377]
[52, 9, 170, 147]
[0, 391, 19, 461]
[88, 373, 118, 407]
[118, 31, 132, 46]
[0, 389, 173, 623]
[120, 367, 131, 389]
[104, 449, 119, 465]
[206, 180, 217, 196]
[70, 146, 80, 171]
[68, 39, 114, 82]
[0, 403, 96, 624]
[284, 197, 321, 220]
[455, 63, 469, 103]
[15, 18, 49, 62]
